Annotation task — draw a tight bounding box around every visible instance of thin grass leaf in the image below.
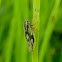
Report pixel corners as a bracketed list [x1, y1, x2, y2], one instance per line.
[32, 0, 40, 62]
[39, 0, 61, 62]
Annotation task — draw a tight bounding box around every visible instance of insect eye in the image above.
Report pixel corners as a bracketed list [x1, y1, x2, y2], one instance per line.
[26, 20, 30, 24]
[27, 21, 28, 22]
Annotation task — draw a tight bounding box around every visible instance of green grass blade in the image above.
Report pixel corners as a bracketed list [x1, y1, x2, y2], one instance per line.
[0, 0, 1, 6]
[39, 0, 61, 62]
[32, 0, 40, 62]
[3, 18, 16, 62]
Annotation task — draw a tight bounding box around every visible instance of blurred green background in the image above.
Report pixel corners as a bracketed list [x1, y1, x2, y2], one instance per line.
[0, 0, 62, 62]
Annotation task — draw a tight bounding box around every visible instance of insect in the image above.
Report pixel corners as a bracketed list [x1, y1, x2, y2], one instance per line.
[24, 20, 34, 52]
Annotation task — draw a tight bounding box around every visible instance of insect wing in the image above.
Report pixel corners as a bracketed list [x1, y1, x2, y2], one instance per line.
[25, 34, 33, 52]
[27, 39, 33, 52]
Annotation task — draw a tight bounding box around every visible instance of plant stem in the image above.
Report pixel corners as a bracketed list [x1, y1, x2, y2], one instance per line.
[39, 0, 61, 62]
[32, 0, 40, 62]
[39, 0, 48, 48]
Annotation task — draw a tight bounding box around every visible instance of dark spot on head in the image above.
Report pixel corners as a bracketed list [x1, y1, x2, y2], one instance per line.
[27, 24, 29, 31]
[27, 21, 29, 25]
[27, 20, 29, 24]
